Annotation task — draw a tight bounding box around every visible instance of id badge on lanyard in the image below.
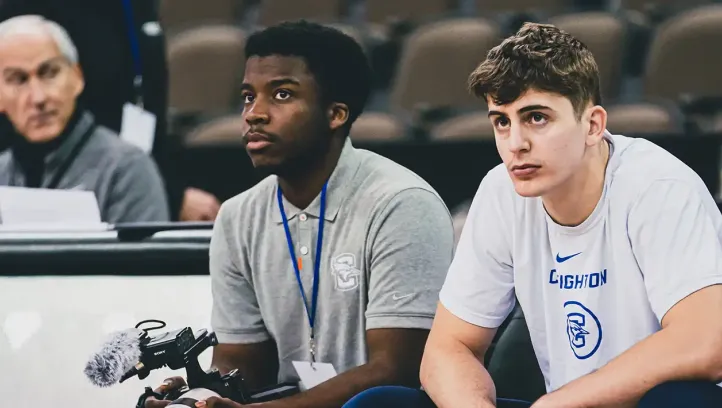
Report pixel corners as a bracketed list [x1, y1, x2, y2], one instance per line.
[119, 0, 157, 155]
[277, 182, 327, 363]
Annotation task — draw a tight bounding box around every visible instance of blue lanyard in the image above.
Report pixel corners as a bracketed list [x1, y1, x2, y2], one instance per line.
[121, 0, 144, 106]
[277, 182, 327, 362]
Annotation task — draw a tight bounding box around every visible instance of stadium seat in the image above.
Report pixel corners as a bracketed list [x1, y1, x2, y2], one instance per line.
[643, 4, 722, 102]
[159, 0, 243, 35]
[257, 0, 345, 26]
[349, 113, 407, 141]
[184, 115, 245, 146]
[430, 112, 495, 140]
[475, 0, 572, 14]
[167, 26, 247, 115]
[364, 0, 456, 24]
[450, 199, 471, 246]
[713, 113, 722, 133]
[606, 103, 683, 135]
[325, 23, 366, 51]
[487, 305, 547, 403]
[390, 18, 501, 116]
[548, 12, 627, 102]
[619, 0, 712, 13]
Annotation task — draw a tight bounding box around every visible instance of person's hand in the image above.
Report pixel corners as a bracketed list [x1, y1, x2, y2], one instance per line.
[144, 376, 188, 408]
[180, 187, 221, 221]
[194, 396, 245, 408]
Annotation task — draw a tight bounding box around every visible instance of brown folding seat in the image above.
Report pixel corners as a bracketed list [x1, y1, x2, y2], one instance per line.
[187, 113, 406, 146]
[429, 103, 680, 140]
[257, 0, 345, 26]
[325, 23, 366, 51]
[619, 0, 711, 13]
[548, 12, 626, 102]
[606, 103, 682, 135]
[390, 18, 501, 115]
[451, 199, 472, 247]
[643, 4, 722, 102]
[167, 26, 247, 115]
[349, 113, 407, 141]
[713, 112, 722, 133]
[430, 112, 495, 141]
[159, 0, 243, 35]
[475, 0, 572, 14]
[365, 0, 455, 24]
[185, 115, 245, 146]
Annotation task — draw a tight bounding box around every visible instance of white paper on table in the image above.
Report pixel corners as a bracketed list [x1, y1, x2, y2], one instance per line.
[0, 186, 104, 230]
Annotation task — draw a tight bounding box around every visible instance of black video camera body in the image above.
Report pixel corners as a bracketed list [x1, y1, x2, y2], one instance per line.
[125, 320, 298, 407]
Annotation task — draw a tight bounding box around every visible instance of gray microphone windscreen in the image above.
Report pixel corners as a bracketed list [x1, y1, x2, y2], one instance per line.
[84, 328, 143, 387]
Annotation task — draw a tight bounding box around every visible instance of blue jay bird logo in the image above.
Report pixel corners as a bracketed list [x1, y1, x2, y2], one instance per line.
[564, 301, 602, 359]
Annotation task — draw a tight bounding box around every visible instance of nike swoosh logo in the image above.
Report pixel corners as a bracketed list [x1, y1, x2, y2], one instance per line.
[392, 293, 414, 301]
[556, 252, 581, 263]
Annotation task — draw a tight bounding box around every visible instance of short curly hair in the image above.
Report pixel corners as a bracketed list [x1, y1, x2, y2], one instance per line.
[468, 22, 601, 119]
[245, 20, 372, 135]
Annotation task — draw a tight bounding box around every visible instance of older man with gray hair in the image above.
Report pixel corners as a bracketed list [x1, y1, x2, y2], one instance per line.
[0, 15, 169, 223]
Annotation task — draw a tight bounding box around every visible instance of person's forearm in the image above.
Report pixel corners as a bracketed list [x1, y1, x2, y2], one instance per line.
[420, 343, 496, 408]
[539, 326, 722, 407]
[257, 361, 416, 408]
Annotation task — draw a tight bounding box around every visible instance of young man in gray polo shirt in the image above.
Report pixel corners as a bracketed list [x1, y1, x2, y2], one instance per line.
[145, 21, 454, 408]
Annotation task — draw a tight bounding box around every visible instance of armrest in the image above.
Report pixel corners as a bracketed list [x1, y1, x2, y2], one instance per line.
[678, 94, 722, 116]
[167, 109, 205, 138]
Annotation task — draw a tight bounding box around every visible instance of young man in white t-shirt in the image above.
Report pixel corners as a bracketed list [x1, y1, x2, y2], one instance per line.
[343, 22, 722, 408]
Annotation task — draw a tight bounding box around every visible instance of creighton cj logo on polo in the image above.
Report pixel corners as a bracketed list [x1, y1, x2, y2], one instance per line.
[331, 253, 361, 291]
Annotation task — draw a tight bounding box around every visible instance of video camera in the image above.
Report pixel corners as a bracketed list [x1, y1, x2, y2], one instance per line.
[86, 319, 299, 407]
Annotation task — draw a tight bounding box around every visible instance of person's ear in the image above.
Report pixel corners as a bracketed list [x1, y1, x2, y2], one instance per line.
[328, 102, 349, 132]
[71, 63, 85, 97]
[585, 105, 607, 147]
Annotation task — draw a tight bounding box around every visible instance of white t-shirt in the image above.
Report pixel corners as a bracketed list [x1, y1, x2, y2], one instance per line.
[440, 131, 722, 392]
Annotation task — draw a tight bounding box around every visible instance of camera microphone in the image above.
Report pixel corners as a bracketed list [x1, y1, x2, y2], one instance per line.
[84, 328, 145, 387]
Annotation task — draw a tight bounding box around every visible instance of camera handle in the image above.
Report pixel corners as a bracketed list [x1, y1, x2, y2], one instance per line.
[183, 329, 217, 389]
[135, 387, 165, 408]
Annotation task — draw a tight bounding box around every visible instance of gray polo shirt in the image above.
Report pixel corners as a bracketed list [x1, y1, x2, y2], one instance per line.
[210, 138, 455, 383]
[0, 110, 169, 223]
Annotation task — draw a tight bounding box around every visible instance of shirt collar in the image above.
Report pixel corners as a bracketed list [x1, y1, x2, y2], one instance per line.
[44, 110, 95, 172]
[273, 138, 362, 223]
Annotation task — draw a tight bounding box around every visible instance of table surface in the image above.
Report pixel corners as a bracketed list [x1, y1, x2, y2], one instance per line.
[0, 229, 213, 276]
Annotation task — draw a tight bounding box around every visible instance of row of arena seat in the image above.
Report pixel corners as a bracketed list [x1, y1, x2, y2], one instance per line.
[158, 0, 717, 32]
[181, 103, 699, 146]
[165, 4, 722, 142]
[166, 5, 722, 110]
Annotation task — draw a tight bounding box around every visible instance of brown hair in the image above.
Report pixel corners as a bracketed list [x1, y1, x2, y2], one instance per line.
[468, 22, 601, 119]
